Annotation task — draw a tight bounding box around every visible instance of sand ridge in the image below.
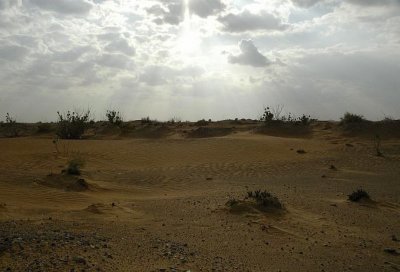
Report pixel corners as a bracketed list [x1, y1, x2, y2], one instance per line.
[0, 123, 399, 271]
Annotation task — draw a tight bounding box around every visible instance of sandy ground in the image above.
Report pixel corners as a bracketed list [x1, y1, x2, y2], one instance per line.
[0, 126, 399, 271]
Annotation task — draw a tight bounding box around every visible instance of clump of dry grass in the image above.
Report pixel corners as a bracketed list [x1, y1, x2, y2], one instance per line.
[65, 156, 85, 175]
[246, 190, 283, 209]
[348, 189, 370, 202]
[226, 189, 284, 212]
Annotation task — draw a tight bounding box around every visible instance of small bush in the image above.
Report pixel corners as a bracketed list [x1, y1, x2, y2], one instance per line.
[66, 157, 85, 175]
[260, 106, 314, 126]
[299, 114, 313, 126]
[56, 110, 91, 139]
[348, 189, 370, 202]
[168, 117, 182, 124]
[340, 112, 365, 124]
[260, 107, 274, 124]
[195, 119, 209, 126]
[106, 110, 123, 126]
[4, 113, 19, 137]
[141, 116, 154, 125]
[247, 190, 283, 209]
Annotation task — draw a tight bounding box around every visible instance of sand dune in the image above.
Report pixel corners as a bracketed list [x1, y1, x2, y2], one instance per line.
[0, 123, 399, 271]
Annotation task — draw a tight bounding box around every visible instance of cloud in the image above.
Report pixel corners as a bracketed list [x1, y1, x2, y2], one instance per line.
[347, 0, 400, 6]
[146, 1, 184, 25]
[52, 46, 93, 62]
[218, 10, 287, 32]
[291, 0, 322, 8]
[139, 65, 205, 86]
[0, 0, 399, 122]
[0, 44, 29, 61]
[292, 0, 400, 8]
[189, 0, 225, 18]
[228, 40, 270, 67]
[27, 0, 93, 15]
[104, 37, 136, 56]
[0, 0, 18, 9]
[96, 53, 133, 69]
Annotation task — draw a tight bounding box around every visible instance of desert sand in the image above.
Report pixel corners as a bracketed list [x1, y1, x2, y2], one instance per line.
[0, 121, 399, 271]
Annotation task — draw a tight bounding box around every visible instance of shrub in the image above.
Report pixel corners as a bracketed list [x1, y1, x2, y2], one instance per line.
[260, 107, 274, 123]
[340, 112, 365, 124]
[106, 110, 123, 126]
[348, 189, 370, 202]
[260, 106, 314, 126]
[4, 113, 19, 137]
[299, 114, 312, 125]
[66, 157, 85, 175]
[56, 110, 91, 139]
[168, 117, 182, 124]
[247, 190, 283, 209]
[141, 116, 152, 125]
[195, 119, 209, 126]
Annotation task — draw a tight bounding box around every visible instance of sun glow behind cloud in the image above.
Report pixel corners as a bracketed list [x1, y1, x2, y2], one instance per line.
[0, 0, 399, 121]
[177, 0, 202, 58]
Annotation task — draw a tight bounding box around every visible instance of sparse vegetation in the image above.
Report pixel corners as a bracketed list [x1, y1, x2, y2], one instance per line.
[106, 110, 123, 126]
[195, 119, 209, 126]
[141, 116, 158, 125]
[260, 106, 314, 126]
[340, 112, 365, 125]
[4, 113, 19, 137]
[348, 189, 370, 202]
[56, 110, 91, 139]
[246, 190, 283, 209]
[226, 189, 283, 213]
[65, 156, 85, 175]
[168, 117, 182, 124]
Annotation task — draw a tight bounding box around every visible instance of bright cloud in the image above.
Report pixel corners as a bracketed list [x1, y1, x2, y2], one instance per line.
[0, 0, 399, 121]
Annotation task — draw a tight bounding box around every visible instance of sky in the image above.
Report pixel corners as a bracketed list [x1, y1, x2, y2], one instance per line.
[0, 0, 399, 122]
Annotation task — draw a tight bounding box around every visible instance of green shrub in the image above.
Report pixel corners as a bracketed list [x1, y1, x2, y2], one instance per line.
[106, 110, 123, 126]
[56, 110, 91, 139]
[341, 112, 365, 124]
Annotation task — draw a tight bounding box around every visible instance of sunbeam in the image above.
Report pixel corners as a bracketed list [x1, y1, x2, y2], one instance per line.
[177, 0, 201, 56]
